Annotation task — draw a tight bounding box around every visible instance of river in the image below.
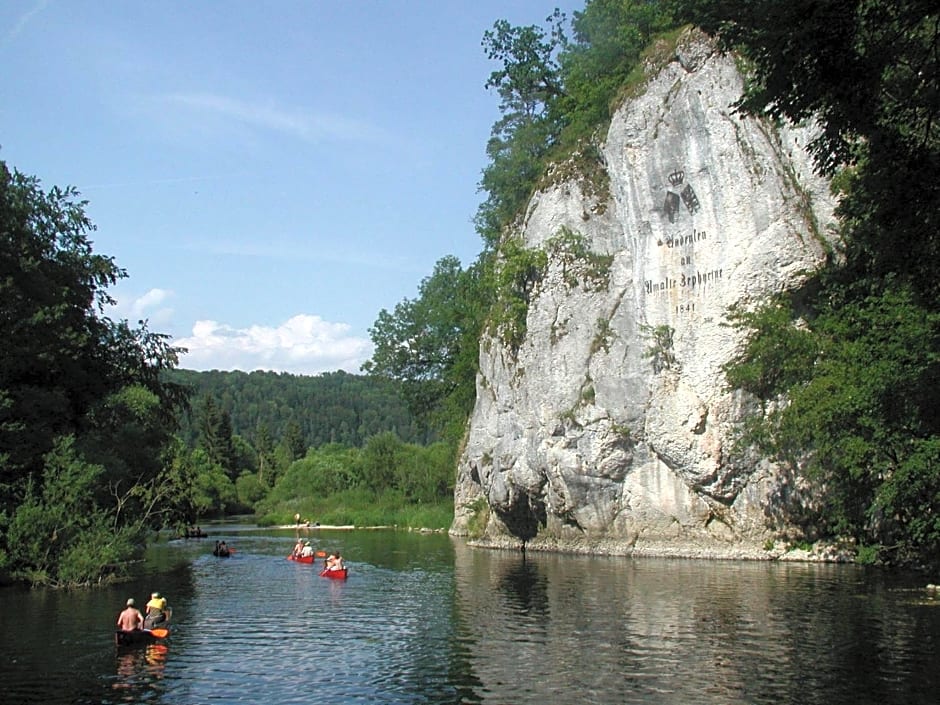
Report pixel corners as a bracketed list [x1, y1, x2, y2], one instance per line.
[1, 521, 938, 704]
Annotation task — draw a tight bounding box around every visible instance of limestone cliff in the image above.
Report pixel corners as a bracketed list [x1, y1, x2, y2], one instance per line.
[451, 31, 837, 558]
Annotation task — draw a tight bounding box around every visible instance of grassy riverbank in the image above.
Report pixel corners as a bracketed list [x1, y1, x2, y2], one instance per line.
[255, 488, 453, 532]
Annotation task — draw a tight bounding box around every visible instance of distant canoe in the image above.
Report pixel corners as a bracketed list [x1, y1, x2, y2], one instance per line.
[319, 567, 348, 579]
[212, 541, 233, 557]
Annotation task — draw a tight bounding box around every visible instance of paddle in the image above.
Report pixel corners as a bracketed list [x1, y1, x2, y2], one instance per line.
[316, 550, 327, 557]
[148, 628, 169, 638]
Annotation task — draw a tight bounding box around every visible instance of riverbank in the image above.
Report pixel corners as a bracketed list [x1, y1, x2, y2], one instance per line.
[273, 523, 356, 530]
[239, 523, 446, 533]
[462, 533, 859, 563]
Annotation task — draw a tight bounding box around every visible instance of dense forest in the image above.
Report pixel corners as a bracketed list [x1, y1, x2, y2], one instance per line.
[2, 0, 938, 587]
[167, 368, 429, 449]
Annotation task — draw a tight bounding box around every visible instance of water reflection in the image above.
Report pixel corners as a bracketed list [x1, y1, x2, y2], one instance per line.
[110, 643, 167, 703]
[1, 527, 938, 705]
[453, 544, 940, 705]
[497, 557, 549, 618]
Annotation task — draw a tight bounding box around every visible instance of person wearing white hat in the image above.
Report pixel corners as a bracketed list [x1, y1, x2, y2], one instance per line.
[292, 538, 304, 558]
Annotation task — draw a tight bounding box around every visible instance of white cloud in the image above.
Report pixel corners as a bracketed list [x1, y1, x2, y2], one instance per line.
[106, 288, 175, 327]
[174, 314, 373, 376]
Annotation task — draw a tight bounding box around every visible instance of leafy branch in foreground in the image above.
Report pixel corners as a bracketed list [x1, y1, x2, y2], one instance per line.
[1, 159, 188, 586]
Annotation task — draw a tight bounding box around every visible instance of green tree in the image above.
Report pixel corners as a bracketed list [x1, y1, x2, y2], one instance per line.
[254, 422, 275, 485]
[356, 432, 404, 493]
[281, 419, 307, 462]
[187, 448, 237, 518]
[476, 3, 678, 245]
[395, 441, 455, 504]
[560, 0, 676, 142]
[168, 368, 424, 450]
[364, 256, 485, 444]
[235, 471, 267, 508]
[6, 437, 117, 586]
[262, 443, 359, 508]
[197, 395, 238, 480]
[0, 159, 186, 584]
[477, 12, 568, 247]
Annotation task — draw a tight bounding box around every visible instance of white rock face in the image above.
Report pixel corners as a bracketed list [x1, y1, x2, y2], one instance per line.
[452, 32, 837, 557]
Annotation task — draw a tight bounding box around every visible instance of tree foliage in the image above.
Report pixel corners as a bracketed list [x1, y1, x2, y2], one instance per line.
[476, 1, 677, 247]
[476, 12, 569, 247]
[169, 368, 425, 449]
[364, 255, 486, 445]
[0, 159, 188, 584]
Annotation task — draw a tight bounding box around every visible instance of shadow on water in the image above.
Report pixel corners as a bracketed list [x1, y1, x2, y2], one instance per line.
[497, 555, 549, 618]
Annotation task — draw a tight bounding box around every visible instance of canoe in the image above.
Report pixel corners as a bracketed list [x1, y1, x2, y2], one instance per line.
[115, 627, 169, 647]
[287, 554, 315, 564]
[319, 567, 348, 579]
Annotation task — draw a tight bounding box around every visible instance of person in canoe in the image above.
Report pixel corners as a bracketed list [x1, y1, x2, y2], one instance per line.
[291, 538, 304, 558]
[300, 541, 314, 559]
[213, 540, 231, 557]
[144, 591, 170, 629]
[117, 598, 144, 633]
[325, 551, 345, 571]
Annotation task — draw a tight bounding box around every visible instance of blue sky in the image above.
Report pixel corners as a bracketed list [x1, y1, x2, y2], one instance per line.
[1, 0, 581, 375]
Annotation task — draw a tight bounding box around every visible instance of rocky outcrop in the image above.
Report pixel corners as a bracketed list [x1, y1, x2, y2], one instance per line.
[451, 31, 837, 558]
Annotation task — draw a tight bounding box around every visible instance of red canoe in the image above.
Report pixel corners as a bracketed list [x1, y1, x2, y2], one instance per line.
[287, 554, 316, 564]
[319, 567, 348, 579]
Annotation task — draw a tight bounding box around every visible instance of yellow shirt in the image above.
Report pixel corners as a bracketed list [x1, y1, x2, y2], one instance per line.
[147, 597, 167, 612]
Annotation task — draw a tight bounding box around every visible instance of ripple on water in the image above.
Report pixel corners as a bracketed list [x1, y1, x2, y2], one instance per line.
[2, 532, 938, 705]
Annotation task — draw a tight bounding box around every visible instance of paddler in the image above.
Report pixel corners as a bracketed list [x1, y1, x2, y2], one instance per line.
[144, 591, 169, 629]
[117, 598, 144, 632]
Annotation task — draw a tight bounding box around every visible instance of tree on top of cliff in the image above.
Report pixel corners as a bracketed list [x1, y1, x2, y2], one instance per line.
[476, 0, 677, 249]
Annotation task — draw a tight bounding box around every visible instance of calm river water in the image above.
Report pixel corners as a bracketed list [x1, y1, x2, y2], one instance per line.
[1, 522, 938, 705]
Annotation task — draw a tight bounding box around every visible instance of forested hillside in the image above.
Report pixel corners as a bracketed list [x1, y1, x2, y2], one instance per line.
[167, 368, 428, 449]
